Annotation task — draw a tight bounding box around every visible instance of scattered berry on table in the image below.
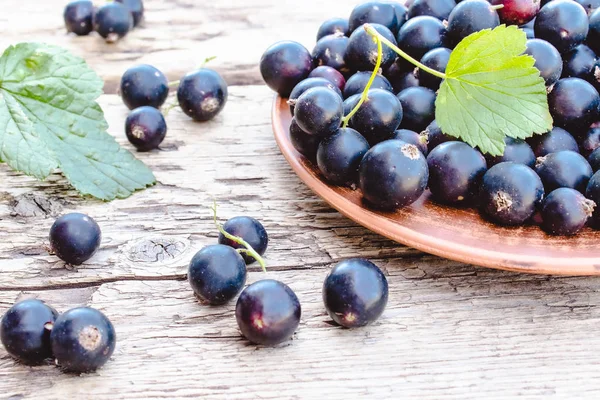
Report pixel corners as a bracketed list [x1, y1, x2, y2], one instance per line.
[316, 18, 349, 41]
[534, 0, 589, 54]
[177, 69, 228, 122]
[115, 0, 145, 27]
[541, 188, 595, 235]
[218, 216, 269, 265]
[446, 0, 500, 47]
[0, 299, 58, 365]
[486, 137, 536, 168]
[349, 89, 404, 145]
[396, 86, 436, 132]
[294, 87, 343, 136]
[260, 41, 313, 97]
[49, 213, 101, 266]
[64, 0, 95, 36]
[348, 1, 401, 34]
[525, 38, 563, 86]
[235, 280, 301, 346]
[527, 127, 579, 157]
[125, 106, 167, 151]
[317, 128, 370, 186]
[344, 23, 398, 72]
[535, 150, 593, 193]
[490, 0, 540, 26]
[397, 16, 447, 60]
[51, 307, 116, 373]
[309, 66, 346, 92]
[323, 258, 388, 328]
[120, 64, 169, 110]
[343, 71, 393, 99]
[94, 2, 133, 43]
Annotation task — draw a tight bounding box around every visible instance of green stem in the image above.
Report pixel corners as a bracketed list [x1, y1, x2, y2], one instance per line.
[211, 202, 267, 273]
[168, 80, 180, 88]
[364, 24, 447, 80]
[490, 4, 505, 10]
[201, 56, 217, 68]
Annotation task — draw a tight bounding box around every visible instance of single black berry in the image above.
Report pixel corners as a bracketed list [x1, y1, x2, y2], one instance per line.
[579, 123, 600, 157]
[589, 9, 600, 55]
[343, 72, 393, 99]
[177, 69, 228, 122]
[312, 34, 350, 77]
[288, 77, 342, 114]
[447, 0, 500, 47]
[396, 86, 436, 132]
[408, 0, 457, 21]
[535, 150, 593, 193]
[218, 216, 269, 265]
[541, 188, 595, 235]
[289, 118, 321, 160]
[317, 18, 349, 41]
[64, 1, 94, 36]
[309, 66, 346, 92]
[397, 16, 447, 60]
[120, 64, 169, 110]
[49, 213, 102, 265]
[94, 2, 133, 43]
[294, 87, 343, 136]
[384, 63, 420, 93]
[125, 106, 167, 151]
[349, 89, 403, 145]
[317, 128, 370, 186]
[348, 2, 400, 34]
[486, 137, 536, 167]
[424, 120, 456, 152]
[392, 129, 429, 156]
[534, 0, 589, 54]
[525, 39, 563, 86]
[115, 0, 144, 27]
[419, 47, 451, 90]
[345, 23, 398, 72]
[562, 45, 597, 83]
[548, 78, 600, 132]
[260, 41, 313, 97]
[527, 127, 578, 157]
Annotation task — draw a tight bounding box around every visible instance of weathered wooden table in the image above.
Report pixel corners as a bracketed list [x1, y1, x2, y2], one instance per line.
[1, 1, 599, 398]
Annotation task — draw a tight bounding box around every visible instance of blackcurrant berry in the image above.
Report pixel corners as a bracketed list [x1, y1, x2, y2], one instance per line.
[289, 118, 321, 160]
[589, 147, 600, 172]
[348, 2, 400, 34]
[396, 86, 436, 132]
[345, 23, 398, 72]
[408, 0, 457, 21]
[1, 299, 58, 365]
[424, 120, 456, 152]
[579, 123, 600, 157]
[397, 16, 447, 60]
[490, 0, 540, 26]
[384, 63, 420, 93]
[525, 39, 563, 86]
[177, 69, 228, 122]
[574, 0, 600, 14]
[115, 0, 144, 27]
[359, 140, 429, 210]
[312, 34, 350, 77]
[288, 77, 342, 114]
[486, 137, 536, 167]
[343, 72, 393, 99]
[317, 128, 370, 186]
[541, 188, 595, 235]
[343, 94, 362, 118]
[49, 213, 101, 265]
[588, 9, 600, 55]
[419, 47, 451, 90]
[349, 89, 404, 145]
[585, 171, 600, 225]
[235, 280, 301, 346]
[317, 18, 349, 41]
[294, 87, 343, 136]
[480, 162, 544, 225]
[549, 78, 600, 133]
[188, 245, 247, 305]
[562, 44, 597, 81]
[535, 150, 593, 193]
[260, 41, 313, 97]
[120, 64, 169, 110]
[392, 129, 429, 156]
[309, 66, 346, 92]
[64, 1, 94, 36]
[522, 27, 535, 39]
[94, 3, 133, 43]
[534, 0, 589, 54]
[323, 259, 388, 328]
[218, 216, 269, 265]
[125, 106, 167, 151]
[447, 0, 500, 48]
[388, 2, 409, 33]
[51, 307, 116, 373]
[527, 127, 578, 157]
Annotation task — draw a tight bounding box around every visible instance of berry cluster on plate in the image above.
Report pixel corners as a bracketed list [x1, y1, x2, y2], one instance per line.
[261, 0, 600, 236]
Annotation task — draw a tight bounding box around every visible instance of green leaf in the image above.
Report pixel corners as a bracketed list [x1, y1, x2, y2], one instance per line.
[0, 43, 156, 200]
[435, 25, 553, 156]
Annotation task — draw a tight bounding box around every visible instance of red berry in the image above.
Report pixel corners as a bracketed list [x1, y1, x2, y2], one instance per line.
[491, 0, 540, 26]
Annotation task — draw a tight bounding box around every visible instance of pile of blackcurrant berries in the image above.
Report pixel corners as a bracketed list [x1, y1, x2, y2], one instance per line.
[64, 0, 144, 43]
[119, 63, 228, 151]
[261, 0, 600, 236]
[187, 207, 389, 345]
[1, 299, 116, 372]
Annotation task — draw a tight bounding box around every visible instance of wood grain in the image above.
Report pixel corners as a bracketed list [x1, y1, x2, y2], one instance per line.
[0, 1, 599, 399]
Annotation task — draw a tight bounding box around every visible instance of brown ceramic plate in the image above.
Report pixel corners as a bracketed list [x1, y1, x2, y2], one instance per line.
[272, 95, 600, 276]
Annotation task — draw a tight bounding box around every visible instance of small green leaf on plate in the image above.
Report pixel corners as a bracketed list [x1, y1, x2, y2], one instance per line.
[435, 25, 553, 156]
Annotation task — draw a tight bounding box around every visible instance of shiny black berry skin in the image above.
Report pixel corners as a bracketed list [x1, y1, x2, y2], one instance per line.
[392, 129, 428, 156]
[585, 171, 600, 225]
[524, 39, 563, 86]
[359, 140, 429, 210]
[312, 34, 350, 76]
[64, 1, 94, 36]
[51, 307, 116, 373]
[348, 2, 400, 34]
[535, 150, 593, 193]
[580, 124, 600, 158]
[49, 213, 101, 265]
[177, 69, 228, 122]
[289, 118, 321, 160]
[317, 18, 349, 41]
[589, 10, 600, 55]
[115, 0, 144, 27]
[343, 72, 393, 99]
[384, 63, 420, 93]
[218, 216, 269, 265]
[288, 78, 342, 114]
[125, 106, 167, 151]
[1, 300, 58, 365]
[349, 89, 404, 145]
[562, 45, 597, 81]
[427, 141, 487, 205]
[589, 148, 600, 172]
[94, 3, 133, 43]
[343, 94, 361, 118]
[294, 87, 343, 136]
[541, 188, 595, 235]
[424, 120, 455, 152]
[419, 47, 451, 90]
[548, 78, 600, 132]
[396, 86, 436, 132]
[120, 64, 169, 110]
[235, 280, 301, 346]
[447, 0, 500, 47]
[490, 0, 539, 25]
[188, 245, 247, 304]
[480, 162, 544, 225]
[317, 128, 370, 186]
[260, 41, 313, 97]
[534, 0, 589, 54]
[408, 0, 457, 21]
[345, 23, 398, 72]
[389, 3, 409, 33]
[486, 137, 536, 167]
[527, 127, 578, 157]
[397, 16, 447, 60]
[323, 259, 388, 328]
[575, 0, 600, 14]
[309, 66, 346, 92]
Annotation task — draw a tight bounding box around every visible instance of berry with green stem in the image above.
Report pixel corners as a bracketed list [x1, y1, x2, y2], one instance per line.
[343, 72, 393, 99]
[219, 216, 269, 265]
[345, 23, 398, 72]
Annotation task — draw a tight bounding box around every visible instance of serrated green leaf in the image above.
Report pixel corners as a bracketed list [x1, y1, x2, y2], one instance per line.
[0, 43, 156, 200]
[435, 25, 553, 156]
